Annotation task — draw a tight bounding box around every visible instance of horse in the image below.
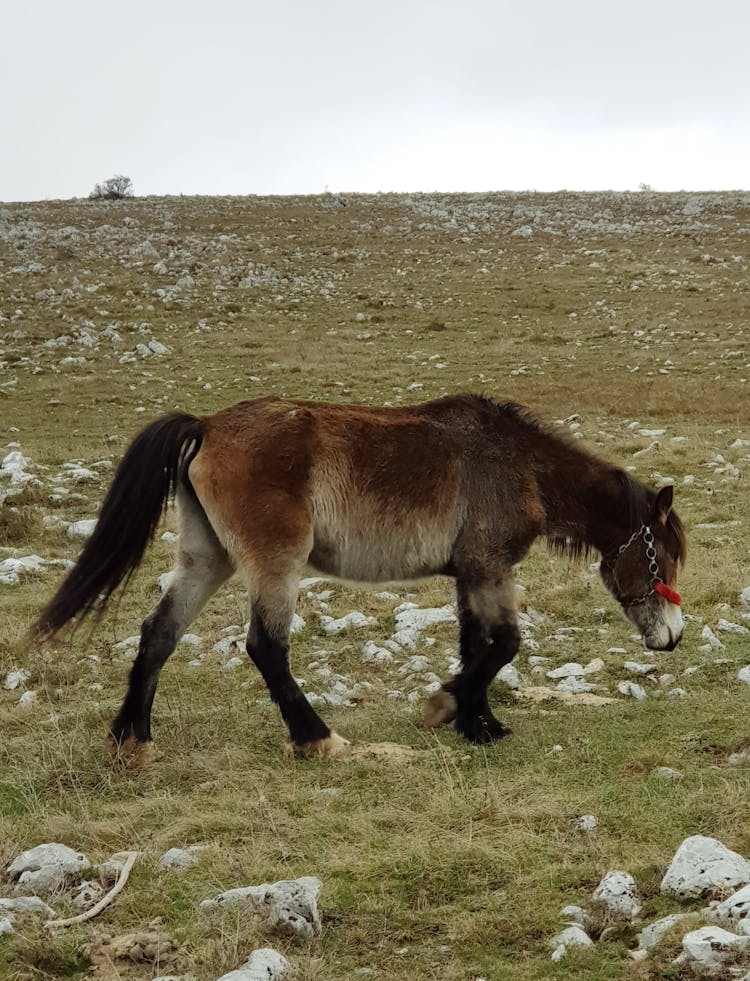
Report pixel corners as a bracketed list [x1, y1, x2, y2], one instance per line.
[30, 394, 686, 759]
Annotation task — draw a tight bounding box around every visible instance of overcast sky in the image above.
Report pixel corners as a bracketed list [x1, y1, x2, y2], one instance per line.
[3, 0, 749, 201]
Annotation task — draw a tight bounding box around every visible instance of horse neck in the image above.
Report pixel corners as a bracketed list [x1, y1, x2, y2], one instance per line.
[532, 437, 633, 557]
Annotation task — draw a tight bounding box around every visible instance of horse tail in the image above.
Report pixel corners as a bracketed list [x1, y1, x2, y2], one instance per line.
[30, 412, 203, 641]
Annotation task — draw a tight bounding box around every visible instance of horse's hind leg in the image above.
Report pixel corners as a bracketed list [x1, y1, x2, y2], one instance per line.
[246, 573, 348, 758]
[111, 489, 233, 759]
[426, 576, 519, 744]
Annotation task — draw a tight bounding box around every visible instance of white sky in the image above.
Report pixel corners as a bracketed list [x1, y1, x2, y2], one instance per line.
[3, 0, 749, 201]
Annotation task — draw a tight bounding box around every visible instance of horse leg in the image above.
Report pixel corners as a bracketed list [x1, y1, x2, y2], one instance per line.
[246, 576, 349, 758]
[424, 585, 484, 728]
[111, 489, 233, 759]
[427, 576, 519, 744]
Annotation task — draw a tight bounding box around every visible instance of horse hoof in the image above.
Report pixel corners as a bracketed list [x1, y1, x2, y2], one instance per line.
[111, 733, 160, 767]
[456, 715, 510, 745]
[424, 688, 457, 728]
[296, 731, 351, 759]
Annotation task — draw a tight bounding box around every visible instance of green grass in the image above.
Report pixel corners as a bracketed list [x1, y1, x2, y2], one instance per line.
[1, 190, 750, 979]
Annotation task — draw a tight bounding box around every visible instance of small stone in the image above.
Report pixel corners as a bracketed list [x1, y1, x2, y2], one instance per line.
[67, 519, 97, 540]
[159, 847, 204, 870]
[0, 917, 13, 936]
[591, 870, 641, 920]
[549, 925, 593, 958]
[546, 662, 585, 679]
[618, 680, 647, 700]
[638, 913, 694, 949]
[497, 663, 522, 689]
[575, 815, 598, 831]
[624, 661, 657, 675]
[654, 767, 683, 779]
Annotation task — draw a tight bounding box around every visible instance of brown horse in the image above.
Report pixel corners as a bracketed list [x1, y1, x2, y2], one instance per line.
[31, 394, 686, 758]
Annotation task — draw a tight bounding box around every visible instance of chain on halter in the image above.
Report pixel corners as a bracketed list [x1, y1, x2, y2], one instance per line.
[614, 524, 681, 606]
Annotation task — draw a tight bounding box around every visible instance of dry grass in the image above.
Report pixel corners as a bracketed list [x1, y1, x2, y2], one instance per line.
[1, 190, 750, 979]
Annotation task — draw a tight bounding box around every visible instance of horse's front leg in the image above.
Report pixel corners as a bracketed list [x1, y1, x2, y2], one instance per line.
[426, 577, 519, 744]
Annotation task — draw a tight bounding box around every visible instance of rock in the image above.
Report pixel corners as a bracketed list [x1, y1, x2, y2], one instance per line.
[739, 666, 750, 686]
[717, 619, 749, 635]
[591, 870, 641, 920]
[0, 917, 13, 936]
[215, 948, 289, 980]
[617, 680, 647, 700]
[4, 668, 30, 690]
[680, 925, 750, 969]
[72, 880, 105, 908]
[201, 877, 321, 939]
[320, 611, 376, 635]
[8, 843, 90, 879]
[497, 663, 522, 689]
[97, 851, 140, 882]
[0, 896, 57, 918]
[556, 676, 597, 694]
[661, 836, 750, 898]
[575, 815, 598, 831]
[583, 657, 605, 674]
[67, 519, 97, 540]
[637, 913, 694, 949]
[712, 884, 750, 934]
[654, 767, 683, 779]
[17, 690, 37, 709]
[546, 662, 585, 679]
[0, 555, 46, 585]
[560, 904, 592, 926]
[701, 625, 725, 650]
[549, 925, 593, 960]
[740, 586, 750, 607]
[624, 661, 657, 675]
[159, 846, 204, 870]
[393, 603, 456, 633]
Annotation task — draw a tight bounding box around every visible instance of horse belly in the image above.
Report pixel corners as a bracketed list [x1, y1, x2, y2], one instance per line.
[310, 514, 454, 582]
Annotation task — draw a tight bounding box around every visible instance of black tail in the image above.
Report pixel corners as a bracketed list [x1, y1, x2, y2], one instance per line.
[31, 412, 203, 640]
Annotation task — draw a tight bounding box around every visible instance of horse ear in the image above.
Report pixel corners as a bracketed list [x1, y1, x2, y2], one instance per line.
[654, 485, 674, 525]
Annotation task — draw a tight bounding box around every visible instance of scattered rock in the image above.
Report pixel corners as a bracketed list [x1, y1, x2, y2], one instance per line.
[591, 870, 641, 921]
[215, 948, 289, 980]
[678, 925, 750, 970]
[550, 924, 593, 961]
[617, 680, 647, 700]
[575, 815, 598, 831]
[661, 835, 750, 898]
[712, 884, 750, 934]
[159, 846, 205, 870]
[637, 913, 694, 949]
[653, 767, 683, 780]
[200, 877, 321, 939]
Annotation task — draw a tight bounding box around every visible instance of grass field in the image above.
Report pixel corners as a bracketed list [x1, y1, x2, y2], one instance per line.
[1, 190, 750, 980]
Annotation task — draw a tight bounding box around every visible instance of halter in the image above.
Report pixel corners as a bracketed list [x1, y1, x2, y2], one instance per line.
[610, 524, 682, 607]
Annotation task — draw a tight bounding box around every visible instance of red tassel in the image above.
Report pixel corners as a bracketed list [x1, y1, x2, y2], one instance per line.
[654, 581, 681, 606]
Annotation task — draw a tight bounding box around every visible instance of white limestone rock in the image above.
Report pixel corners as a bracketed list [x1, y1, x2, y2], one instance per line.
[320, 611, 376, 635]
[0, 896, 57, 918]
[215, 946, 289, 980]
[4, 668, 30, 690]
[546, 662, 585, 679]
[393, 603, 456, 633]
[67, 519, 97, 540]
[549, 924, 593, 960]
[201, 877, 321, 939]
[497, 663, 522, 689]
[7, 844, 93, 898]
[637, 913, 694, 949]
[159, 846, 205, 870]
[679, 925, 750, 969]
[618, 680, 647, 700]
[591, 870, 641, 920]
[0, 917, 13, 936]
[654, 766, 683, 779]
[661, 836, 750, 898]
[575, 815, 598, 831]
[712, 884, 750, 934]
